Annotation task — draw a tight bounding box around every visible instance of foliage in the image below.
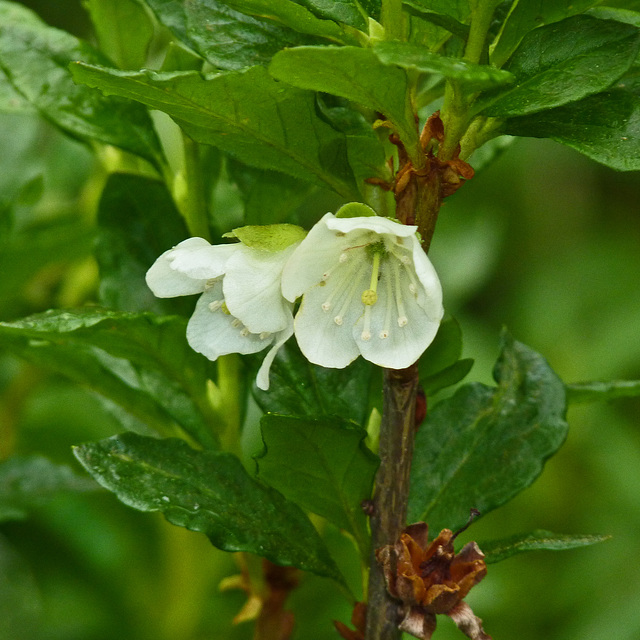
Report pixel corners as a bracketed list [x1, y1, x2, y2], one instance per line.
[1, 1, 640, 639]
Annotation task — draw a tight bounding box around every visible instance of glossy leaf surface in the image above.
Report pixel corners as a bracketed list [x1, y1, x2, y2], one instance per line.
[252, 340, 375, 427]
[491, 0, 602, 67]
[269, 46, 419, 155]
[0, 309, 217, 448]
[374, 42, 514, 91]
[503, 86, 640, 171]
[256, 415, 378, 554]
[409, 332, 568, 532]
[483, 15, 640, 117]
[84, 0, 154, 69]
[480, 529, 611, 564]
[71, 63, 358, 198]
[0, 1, 163, 167]
[144, 0, 329, 70]
[74, 432, 345, 582]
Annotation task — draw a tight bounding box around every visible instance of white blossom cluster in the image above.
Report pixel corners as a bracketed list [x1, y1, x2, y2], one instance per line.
[146, 212, 444, 390]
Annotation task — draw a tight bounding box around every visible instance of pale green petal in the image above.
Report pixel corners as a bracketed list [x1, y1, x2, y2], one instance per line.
[255, 323, 294, 391]
[186, 285, 274, 361]
[281, 213, 346, 302]
[224, 245, 295, 334]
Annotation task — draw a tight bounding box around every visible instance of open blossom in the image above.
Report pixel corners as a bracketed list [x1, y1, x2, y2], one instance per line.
[281, 213, 444, 370]
[146, 236, 297, 390]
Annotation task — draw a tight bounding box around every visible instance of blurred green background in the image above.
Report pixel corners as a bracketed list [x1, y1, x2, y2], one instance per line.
[1, 2, 639, 640]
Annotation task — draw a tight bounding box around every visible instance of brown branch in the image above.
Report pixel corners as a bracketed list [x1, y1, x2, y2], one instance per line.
[365, 364, 420, 640]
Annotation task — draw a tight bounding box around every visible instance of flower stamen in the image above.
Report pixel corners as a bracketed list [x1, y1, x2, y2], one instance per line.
[393, 262, 408, 327]
[208, 299, 223, 312]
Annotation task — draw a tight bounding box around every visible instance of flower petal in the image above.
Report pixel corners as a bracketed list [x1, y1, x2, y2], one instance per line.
[255, 323, 294, 391]
[356, 260, 441, 369]
[186, 284, 274, 361]
[326, 213, 418, 238]
[145, 239, 210, 297]
[224, 244, 296, 334]
[146, 238, 240, 297]
[292, 279, 362, 368]
[169, 238, 238, 279]
[281, 213, 346, 302]
[409, 236, 444, 320]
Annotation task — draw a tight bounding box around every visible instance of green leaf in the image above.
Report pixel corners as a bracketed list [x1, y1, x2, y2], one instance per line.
[252, 340, 376, 427]
[403, 0, 470, 24]
[71, 63, 358, 198]
[482, 15, 640, 117]
[422, 358, 474, 396]
[419, 316, 463, 379]
[409, 332, 568, 532]
[83, 0, 155, 69]
[73, 432, 346, 583]
[269, 46, 420, 158]
[203, 0, 355, 41]
[402, 1, 470, 40]
[480, 529, 612, 564]
[502, 86, 640, 171]
[95, 173, 191, 315]
[297, 0, 369, 29]
[0, 73, 34, 113]
[0, 1, 164, 168]
[491, 0, 602, 67]
[0, 455, 98, 522]
[0, 217, 94, 304]
[256, 415, 378, 556]
[0, 309, 218, 449]
[226, 160, 314, 226]
[144, 0, 331, 71]
[373, 42, 514, 91]
[314, 97, 389, 185]
[566, 379, 640, 404]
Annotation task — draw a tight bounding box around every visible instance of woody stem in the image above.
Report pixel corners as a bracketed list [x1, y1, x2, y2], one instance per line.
[365, 144, 444, 640]
[366, 364, 420, 640]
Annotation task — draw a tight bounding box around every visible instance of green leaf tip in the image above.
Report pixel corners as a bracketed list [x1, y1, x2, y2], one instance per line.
[225, 223, 307, 251]
[335, 202, 377, 218]
[480, 530, 612, 564]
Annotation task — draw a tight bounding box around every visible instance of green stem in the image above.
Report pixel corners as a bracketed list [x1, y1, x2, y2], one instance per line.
[182, 135, 211, 240]
[439, 1, 498, 160]
[464, 1, 498, 65]
[381, 0, 405, 41]
[216, 353, 242, 455]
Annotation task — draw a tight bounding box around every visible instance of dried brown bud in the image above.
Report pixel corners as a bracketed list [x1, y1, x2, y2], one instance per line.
[376, 522, 491, 640]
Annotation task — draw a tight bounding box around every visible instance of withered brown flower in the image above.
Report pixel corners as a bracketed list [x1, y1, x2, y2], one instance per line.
[376, 522, 491, 640]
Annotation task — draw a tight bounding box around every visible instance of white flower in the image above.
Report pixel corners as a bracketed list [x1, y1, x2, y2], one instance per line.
[146, 236, 297, 390]
[281, 213, 444, 370]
